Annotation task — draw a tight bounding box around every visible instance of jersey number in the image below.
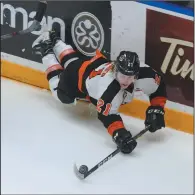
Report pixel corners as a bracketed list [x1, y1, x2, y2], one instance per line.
[97, 99, 111, 116]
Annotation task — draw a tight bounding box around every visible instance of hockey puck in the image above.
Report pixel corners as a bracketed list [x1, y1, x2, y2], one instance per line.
[79, 165, 88, 174]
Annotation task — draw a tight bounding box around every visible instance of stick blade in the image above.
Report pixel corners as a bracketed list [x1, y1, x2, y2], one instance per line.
[73, 163, 85, 180]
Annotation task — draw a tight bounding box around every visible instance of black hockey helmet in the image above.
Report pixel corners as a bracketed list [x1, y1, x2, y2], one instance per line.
[115, 51, 140, 76]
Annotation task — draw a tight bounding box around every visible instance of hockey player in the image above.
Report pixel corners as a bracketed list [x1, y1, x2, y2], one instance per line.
[32, 31, 167, 154]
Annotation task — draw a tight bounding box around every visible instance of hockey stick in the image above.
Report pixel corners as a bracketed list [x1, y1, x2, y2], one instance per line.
[1, 1, 47, 41]
[74, 125, 150, 180]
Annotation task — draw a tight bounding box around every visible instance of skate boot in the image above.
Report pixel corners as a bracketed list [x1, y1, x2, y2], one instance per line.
[32, 31, 53, 57]
[49, 30, 61, 47]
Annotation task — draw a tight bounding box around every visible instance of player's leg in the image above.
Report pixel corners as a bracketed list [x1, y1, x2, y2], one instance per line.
[48, 31, 88, 101]
[49, 31, 80, 70]
[32, 32, 76, 104]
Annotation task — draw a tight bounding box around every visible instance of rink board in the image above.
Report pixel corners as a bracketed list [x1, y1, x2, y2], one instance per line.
[1, 58, 193, 134]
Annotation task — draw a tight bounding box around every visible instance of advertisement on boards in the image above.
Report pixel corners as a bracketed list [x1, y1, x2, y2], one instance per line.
[145, 9, 194, 107]
[1, 1, 111, 62]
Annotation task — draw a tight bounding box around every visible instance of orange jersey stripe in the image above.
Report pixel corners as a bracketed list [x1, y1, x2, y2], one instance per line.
[150, 96, 167, 108]
[78, 50, 106, 92]
[107, 121, 125, 136]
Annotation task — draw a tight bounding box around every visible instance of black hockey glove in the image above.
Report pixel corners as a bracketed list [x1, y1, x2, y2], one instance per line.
[145, 105, 165, 133]
[112, 129, 137, 154]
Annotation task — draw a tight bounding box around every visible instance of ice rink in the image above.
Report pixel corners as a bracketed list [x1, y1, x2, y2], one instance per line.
[1, 77, 193, 194]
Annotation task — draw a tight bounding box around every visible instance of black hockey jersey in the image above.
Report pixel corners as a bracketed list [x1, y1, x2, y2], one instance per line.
[49, 43, 167, 136]
[73, 51, 167, 136]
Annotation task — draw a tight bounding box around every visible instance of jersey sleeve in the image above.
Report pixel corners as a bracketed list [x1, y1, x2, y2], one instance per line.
[138, 67, 167, 108]
[96, 79, 126, 136]
[98, 113, 125, 136]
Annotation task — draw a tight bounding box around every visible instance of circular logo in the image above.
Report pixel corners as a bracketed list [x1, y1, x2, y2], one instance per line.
[71, 12, 104, 56]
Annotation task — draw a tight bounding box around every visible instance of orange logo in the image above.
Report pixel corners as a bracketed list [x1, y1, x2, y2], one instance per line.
[89, 69, 104, 79]
[89, 64, 113, 79]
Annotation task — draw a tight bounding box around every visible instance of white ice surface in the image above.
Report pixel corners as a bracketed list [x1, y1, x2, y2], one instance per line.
[1, 77, 193, 194]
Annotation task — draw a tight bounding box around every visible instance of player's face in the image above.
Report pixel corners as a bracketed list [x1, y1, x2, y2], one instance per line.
[116, 72, 136, 89]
